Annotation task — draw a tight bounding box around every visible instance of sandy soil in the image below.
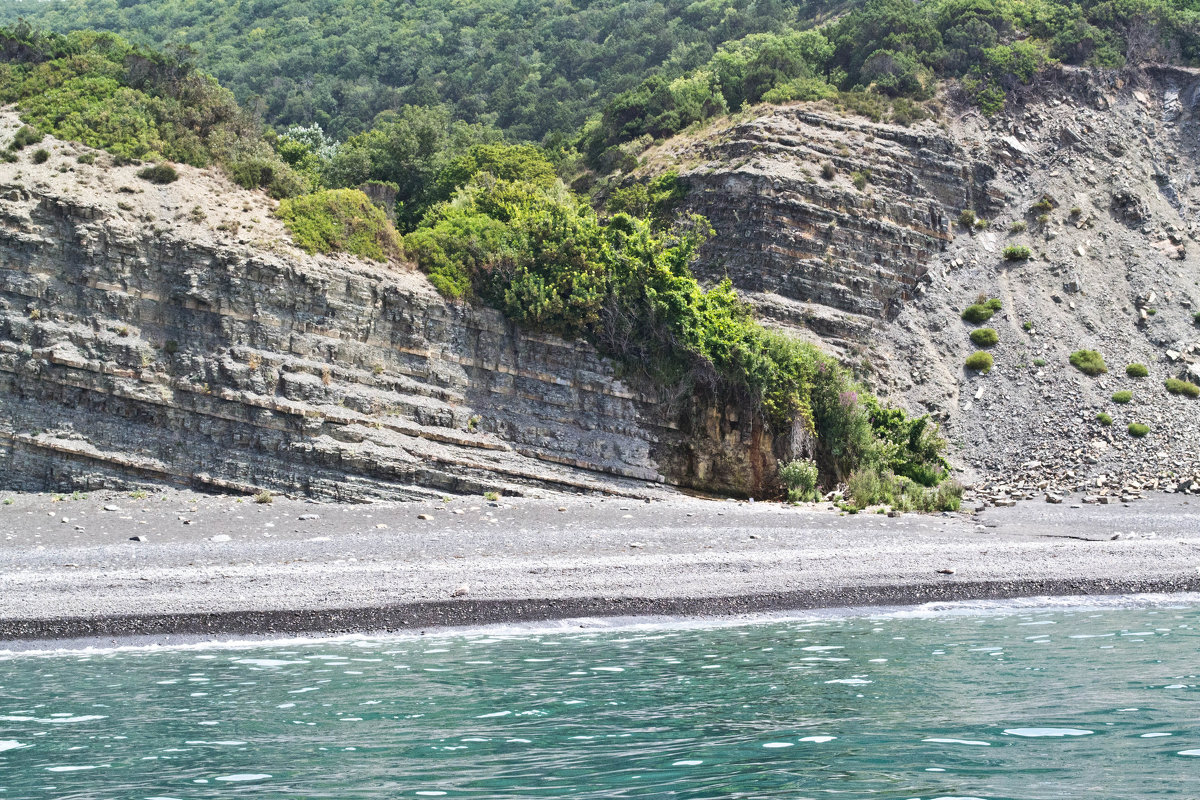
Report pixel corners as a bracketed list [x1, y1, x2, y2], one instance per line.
[2, 488, 1199, 646]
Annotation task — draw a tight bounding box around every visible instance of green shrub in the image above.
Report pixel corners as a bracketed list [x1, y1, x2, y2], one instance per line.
[779, 459, 820, 502]
[1002, 244, 1031, 260]
[1023, 321, 1034, 331]
[985, 298, 1003, 311]
[851, 170, 870, 190]
[137, 163, 178, 184]
[1096, 411, 1113, 426]
[1069, 349, 1107, 376]
[820, 162, 835, 180]
[1125, 363, 1148, 378]
[961, 304, 995, 324]
[1193, 311, 1200, 326]
[965, 351, 994, 373]
[277, 189, 401, 261]
[1165, 377, 1200, 397]
[30, 148, 48, 164]
[969, 328, 998, 347]
[405, 176, 951, 493]
[1127, 422, 1150, 437]
[1112, 390, 1132, 404]
[1031, 196, 1054, 214]
[0, 29, 303, 197]
[1033, 357, 1046, 367]
[76, 152, 95, 165]
[1009, 220, 1027, 233]
[9, 126, 42, 150]
[958, 209, 976, 228]
[846, 467, 961, 512]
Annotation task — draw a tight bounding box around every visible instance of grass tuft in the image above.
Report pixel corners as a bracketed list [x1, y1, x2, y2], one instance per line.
[969, 327, 998, 347]
[965, 351, 994, 373]
[1165, 377, 1200, 398]
[1069, 349, 1107, 376]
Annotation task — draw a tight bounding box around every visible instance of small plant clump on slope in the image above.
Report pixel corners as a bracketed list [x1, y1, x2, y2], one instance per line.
[965, 351, 994, 373]
[277, 189, 401, 261]
[1165, 377, 1200, 398]
[1096, 412, 1113, 426]
[1128, 422, 1150, 437]
[1112, 390, 1132, 404]
[969, 328, 998, 347]
[1069, 349, 1107, 376]
[1126, 363, 1149, 378]
[137, 163, 178, 184]
[1002, 244, 1030, 260]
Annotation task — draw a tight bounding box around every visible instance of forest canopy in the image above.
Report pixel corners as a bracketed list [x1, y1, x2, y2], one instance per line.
[1, 0, 1197, 146]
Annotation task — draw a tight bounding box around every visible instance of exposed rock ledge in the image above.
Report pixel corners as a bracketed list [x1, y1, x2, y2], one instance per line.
[0, 112, 771, 501]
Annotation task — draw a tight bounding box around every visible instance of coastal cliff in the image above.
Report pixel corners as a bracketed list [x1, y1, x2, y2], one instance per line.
[640, 65, 1200, 503]
[0, 113, 769, 500]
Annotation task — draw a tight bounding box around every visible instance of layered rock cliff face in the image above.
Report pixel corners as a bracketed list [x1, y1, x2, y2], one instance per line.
[641, 106, 998, 336]
[645, 65, 1200, 499]
[0, 113, 768, 500]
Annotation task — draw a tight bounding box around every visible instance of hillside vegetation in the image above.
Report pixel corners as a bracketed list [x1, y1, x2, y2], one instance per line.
[3, 0, 1198, 152]
[0, 24, 305, 196]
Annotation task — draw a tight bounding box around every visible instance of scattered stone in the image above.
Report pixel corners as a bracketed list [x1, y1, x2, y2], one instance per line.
[937, 568, 956, 575]
[129, 535, 148, 542]
[450, 584, 469, 597]
[417, 514, 433, 520]
[103, 504, 121, 512]
[1045, 493, 1063, 504]
[298, 513, 319, 521]
[210, 534, 231, 542]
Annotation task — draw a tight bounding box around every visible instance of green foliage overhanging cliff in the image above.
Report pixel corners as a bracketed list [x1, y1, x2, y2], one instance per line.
[0, 22, 955, 502]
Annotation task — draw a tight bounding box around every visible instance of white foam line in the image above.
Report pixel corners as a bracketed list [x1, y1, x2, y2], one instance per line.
[3, 592, 1198, 658]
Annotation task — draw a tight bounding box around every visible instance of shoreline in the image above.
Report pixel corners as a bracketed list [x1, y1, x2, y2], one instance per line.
[3, 488, 1198, 645]
[5, 576, 1200, 646]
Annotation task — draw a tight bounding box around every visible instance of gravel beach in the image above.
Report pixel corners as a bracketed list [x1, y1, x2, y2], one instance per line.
[2, 489, 1199, 646]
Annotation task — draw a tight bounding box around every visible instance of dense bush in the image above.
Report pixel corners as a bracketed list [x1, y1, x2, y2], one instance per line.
[137, 163, 178, 184]
[1002, 244, 1031, 260]
[1165, 377, 1200, 398]
[1096, 411, 1113, 426]
[30, 147, 48, 164]
[845, 467, 962, 512]
[779, 459, 820, 503]
[277, 189, 402, 261]
[9, 125, 41, 150]
[961, 303, 995, 324]
[969, 328, 998, 347]
[1126, 363, 1149, 378]
[1112, 390, 1132, 404]
[0, 25, 303, 196]
[1069, 349, 1107, 376]
[965, 351, 994, 373]
[405, 174, 950, 489]
[1128, 422, 1150, 437]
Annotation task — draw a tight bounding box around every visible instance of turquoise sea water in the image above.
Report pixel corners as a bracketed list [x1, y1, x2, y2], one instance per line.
[2, 598, 1199, 799]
